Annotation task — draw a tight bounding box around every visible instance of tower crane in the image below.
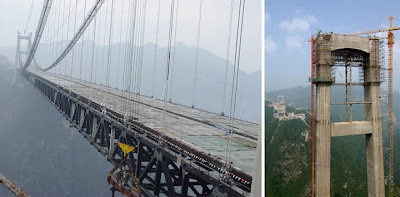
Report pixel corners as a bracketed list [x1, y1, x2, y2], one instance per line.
[346, 16, 399, 194]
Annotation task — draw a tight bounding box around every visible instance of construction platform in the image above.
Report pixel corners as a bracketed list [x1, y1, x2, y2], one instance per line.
[28, 69, 259, 176]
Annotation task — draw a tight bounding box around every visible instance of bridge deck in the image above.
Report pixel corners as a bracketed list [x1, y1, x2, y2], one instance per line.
[30, 70, 259, 176]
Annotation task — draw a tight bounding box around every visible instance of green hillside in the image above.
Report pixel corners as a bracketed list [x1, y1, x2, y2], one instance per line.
[265, 102, 369, 196]
[265, 85, 400, 196]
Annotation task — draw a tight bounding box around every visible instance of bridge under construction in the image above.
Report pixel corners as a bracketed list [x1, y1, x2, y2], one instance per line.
[21, 67, 259, 196]
[9, 0, 261, 195]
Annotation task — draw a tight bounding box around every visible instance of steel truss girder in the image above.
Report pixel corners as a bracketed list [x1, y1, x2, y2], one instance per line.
[24, 71, 248, 197]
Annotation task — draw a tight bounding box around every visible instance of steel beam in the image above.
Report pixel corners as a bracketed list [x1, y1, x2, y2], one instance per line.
[24, 70, 249, 196]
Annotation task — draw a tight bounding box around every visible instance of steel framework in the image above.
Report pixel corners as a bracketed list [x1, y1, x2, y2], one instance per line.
[23, 70, 250, 197]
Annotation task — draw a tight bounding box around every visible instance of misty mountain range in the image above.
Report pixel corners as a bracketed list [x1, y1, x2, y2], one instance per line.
[1, 41, 261, 123]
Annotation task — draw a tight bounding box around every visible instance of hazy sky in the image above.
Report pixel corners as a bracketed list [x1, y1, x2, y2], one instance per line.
[0, 0, 261, 74]
[266, 0, 400, 91]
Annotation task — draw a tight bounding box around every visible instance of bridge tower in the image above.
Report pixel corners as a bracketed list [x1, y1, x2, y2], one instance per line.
[313, 32, 385, 196]
[15, 31, 32, 68]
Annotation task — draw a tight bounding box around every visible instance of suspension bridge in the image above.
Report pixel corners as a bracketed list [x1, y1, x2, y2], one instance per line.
[11, 0, 261, 196]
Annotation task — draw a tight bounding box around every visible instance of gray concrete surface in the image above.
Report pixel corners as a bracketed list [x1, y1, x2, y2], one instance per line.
[314, 33, 384, 197]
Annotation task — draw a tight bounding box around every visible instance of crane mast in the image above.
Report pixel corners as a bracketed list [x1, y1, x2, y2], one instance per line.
[388, 15, 394, 193]
[346, 16, 397, 194]
[310, 35, 315, 197]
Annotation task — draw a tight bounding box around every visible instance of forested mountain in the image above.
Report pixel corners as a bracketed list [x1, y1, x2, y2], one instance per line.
[1, 42, 261, 123]
[265, 86, 400, 196]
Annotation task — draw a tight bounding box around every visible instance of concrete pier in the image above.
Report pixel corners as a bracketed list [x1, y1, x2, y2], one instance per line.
[314, 33, 385, 197]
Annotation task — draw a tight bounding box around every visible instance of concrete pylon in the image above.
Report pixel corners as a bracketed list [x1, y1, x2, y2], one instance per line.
[15, 31, 21, 68]
[313, 33, 385, 197]
[15, 31, 32, 68]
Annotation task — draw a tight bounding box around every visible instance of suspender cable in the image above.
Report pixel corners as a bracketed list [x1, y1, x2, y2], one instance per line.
[61, 0, 66, 81]
[122, 0, 133, 122]
[225, 0, 246, 172]
[134, 0, 142, 117]
[101, 0, 110, 86]
[62, 0, 67, 77]
[221, 0, 235, 116]
[161, 0, 176, 142]
[169, 0, 180, 102]
[42, 1, 79, 47]
[106, 0, 116, 88]
[134, 0, 145, 119]
[71, 0, 78, 78]
[137, 0, 145, 117]
[51, 1, 57, 73]
[54, 0, 61, 75]
[56, 0, 62, 72]
[50, 7, 54, 71]
[46, 9, 52, 70]
[192, 0, 203, 108]
[56, 0, 61, 74]
[134, 0, 143, 118]
[116, 0, 126, 89]
[65, 0, 72, 77]
[90, 15, 97, 83]
[84, 7, 91, 82]
[95, 10, 102, 84]
[134, 0, 147, 119]
[228, 0, 245, 167]
[47, 25, 50, 71]
[84, 7, 92, 82]
[127, 0, 137, 119]
[130, 0, 139, 117]
[121, 2, 129, 120]
[101, 0, 111, 111]
[152, 0, 161, 98]
[139, 0, 148, 117]
[79, 0, 88, 80]
[126, 0, 132, 116]
[24, 0, 35, 35]
[82, 4, 91, 82]
[46, 4, 53, 71]
[50, 8, 54, 71]
[126, 0, 135, 121]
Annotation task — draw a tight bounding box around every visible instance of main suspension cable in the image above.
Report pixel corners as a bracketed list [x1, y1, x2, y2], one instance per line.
[23, 0, 52, 69]
[34, 0, 106, 71]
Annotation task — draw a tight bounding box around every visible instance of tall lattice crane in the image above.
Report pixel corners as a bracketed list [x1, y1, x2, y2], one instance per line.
[346, 16, 399, 194]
